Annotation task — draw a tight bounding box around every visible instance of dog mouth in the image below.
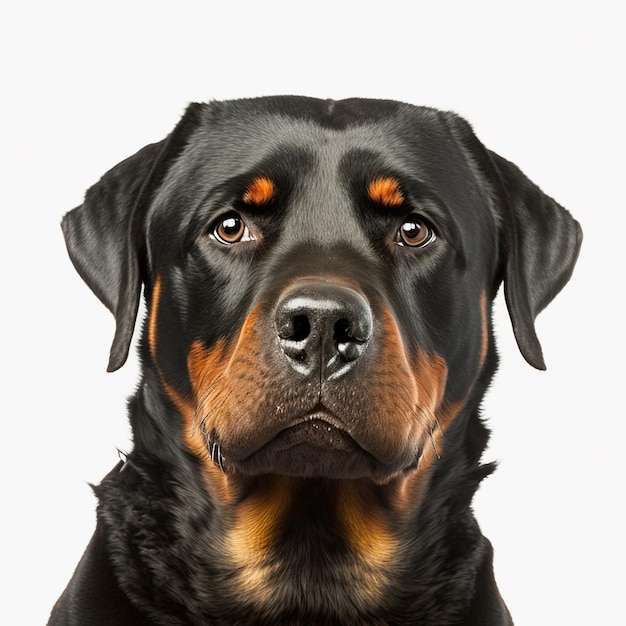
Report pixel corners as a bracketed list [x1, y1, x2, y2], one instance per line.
[234, 411, 385, 480]
[266, 418, 357, 451]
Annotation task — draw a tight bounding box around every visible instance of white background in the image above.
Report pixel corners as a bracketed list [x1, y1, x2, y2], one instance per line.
[2, 1, 625, 624]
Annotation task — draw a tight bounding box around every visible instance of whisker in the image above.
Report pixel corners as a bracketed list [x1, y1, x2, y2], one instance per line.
[411, 404, 443, 461]
[434, 417, 443, 438]
[210, 441, 220, 462]
[192, 375, 232, 474]
[430, 429, 441, 460]
[194, 376, 222, 425]
[193, 372, 229, 431]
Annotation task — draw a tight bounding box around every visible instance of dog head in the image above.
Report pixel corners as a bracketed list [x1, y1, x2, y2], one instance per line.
[62, 97, 581, 487]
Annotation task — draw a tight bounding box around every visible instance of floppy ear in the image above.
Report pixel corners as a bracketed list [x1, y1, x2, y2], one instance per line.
[442, 111, 582, 369]
[62, 103, 204, 372]
[489, 151, 582, 370]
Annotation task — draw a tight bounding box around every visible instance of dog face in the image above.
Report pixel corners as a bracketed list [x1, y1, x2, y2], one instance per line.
[59, 97, 581, 620]
[64, 97, 579, 486]
[144, 106, 499, 485]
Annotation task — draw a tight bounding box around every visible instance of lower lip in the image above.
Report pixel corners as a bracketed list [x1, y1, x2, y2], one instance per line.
[233, 417, 373, 479]
[266, 418, 358, 453]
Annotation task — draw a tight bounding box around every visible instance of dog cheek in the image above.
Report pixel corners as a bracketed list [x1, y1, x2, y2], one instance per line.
[186, 307, 268, 446]
[364, 309, 443, 464]
[412, 349, 448, 422]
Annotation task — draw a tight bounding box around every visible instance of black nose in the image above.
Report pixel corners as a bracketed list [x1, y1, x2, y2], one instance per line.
[274, 282, 373, 378]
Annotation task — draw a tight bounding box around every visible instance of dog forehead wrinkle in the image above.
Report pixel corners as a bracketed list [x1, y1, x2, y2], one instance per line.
[146, 124, 333, 249]
[279, 139, 390, 251]
[147, 115, 286, 228]
[293, 173, 354, 244]
[147, 113, 400, 243]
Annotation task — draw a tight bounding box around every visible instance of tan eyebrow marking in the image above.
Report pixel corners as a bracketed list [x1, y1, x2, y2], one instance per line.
[243, 176, 276, 206]
[367, 177, 404, 207]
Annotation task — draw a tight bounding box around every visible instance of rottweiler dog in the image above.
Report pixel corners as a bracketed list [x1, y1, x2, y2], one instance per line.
[48, 96, 581, 625]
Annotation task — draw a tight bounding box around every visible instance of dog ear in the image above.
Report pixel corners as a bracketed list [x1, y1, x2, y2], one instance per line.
[489, 151, 582, 370]
[62, 103, 204, 372]
[440, 111, 582, 369]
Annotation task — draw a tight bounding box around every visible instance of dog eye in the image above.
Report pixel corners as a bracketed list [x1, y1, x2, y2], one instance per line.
[212, 214, 256, 245]
[394, 216, 436, 248]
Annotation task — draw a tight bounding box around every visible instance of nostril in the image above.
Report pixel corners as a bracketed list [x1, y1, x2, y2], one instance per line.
[276, 311, 311, 341]
[275, 312, 311, 366]
[333, 319, 353, 344]
[333, 309, 372, 345]
[291, 315, 311, 342]
[334, 317, 370, 364]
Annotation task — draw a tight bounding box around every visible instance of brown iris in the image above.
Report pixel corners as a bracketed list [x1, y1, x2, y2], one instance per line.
[213, 214, 253, 245]
[396, 216, 435, 248]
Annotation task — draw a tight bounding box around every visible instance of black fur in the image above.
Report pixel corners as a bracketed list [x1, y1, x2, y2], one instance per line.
[49, 96, 581, 625]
